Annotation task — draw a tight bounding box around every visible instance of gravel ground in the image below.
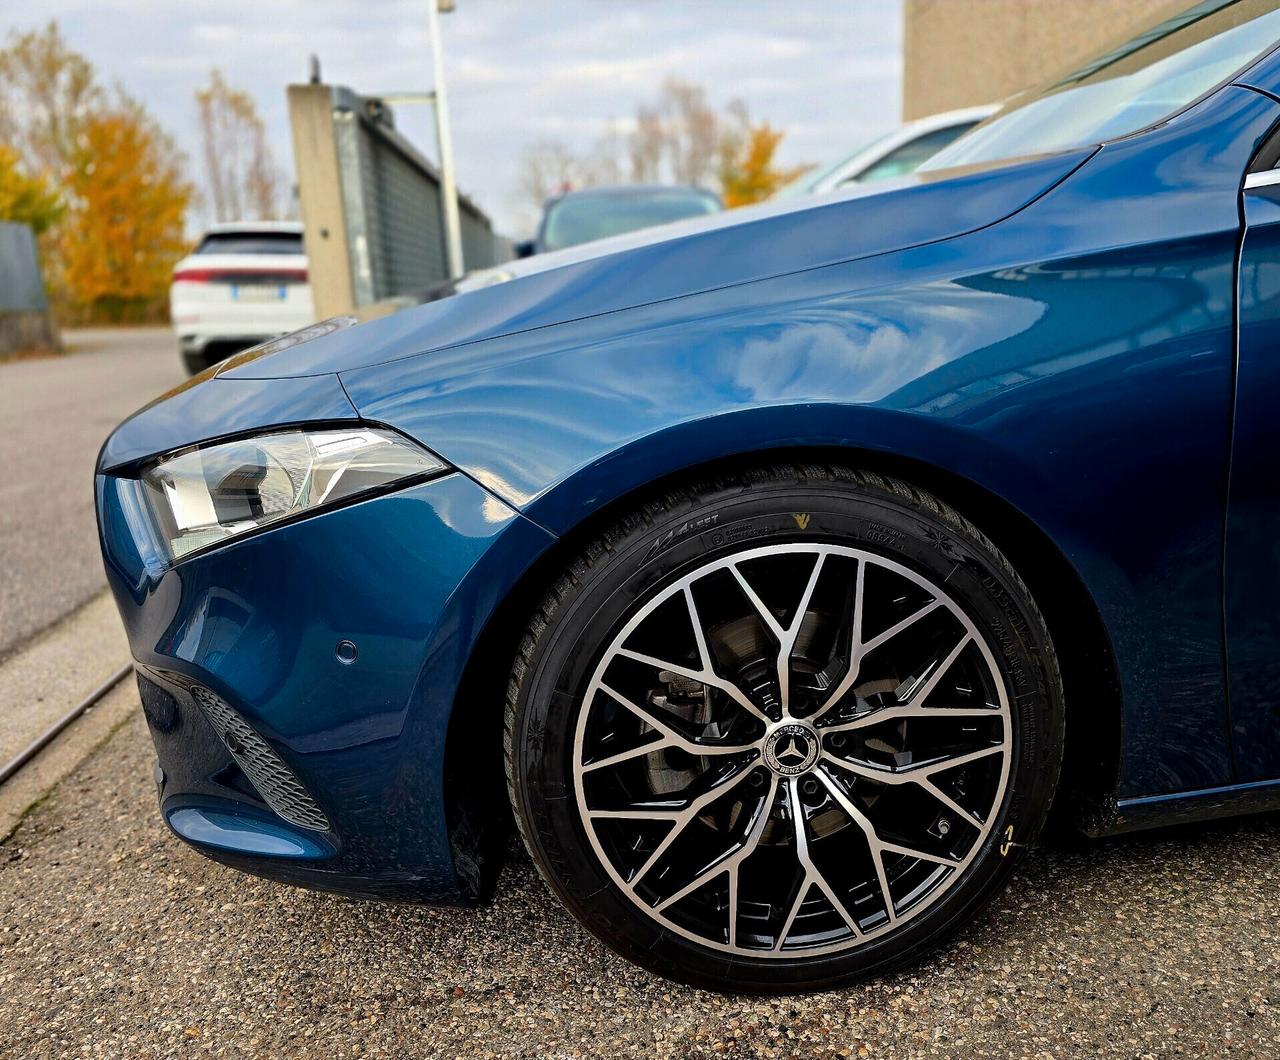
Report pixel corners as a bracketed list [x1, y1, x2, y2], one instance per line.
[1, 712, 1278, 1059]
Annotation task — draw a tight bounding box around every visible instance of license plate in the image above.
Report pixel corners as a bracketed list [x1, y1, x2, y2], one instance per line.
[232, 284, 285, 302]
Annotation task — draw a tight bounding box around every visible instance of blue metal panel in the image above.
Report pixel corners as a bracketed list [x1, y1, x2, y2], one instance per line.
[343, 87, 1280, 799]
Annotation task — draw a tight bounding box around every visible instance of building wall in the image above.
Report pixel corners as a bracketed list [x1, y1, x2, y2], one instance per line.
[902, 0, 1181, 120]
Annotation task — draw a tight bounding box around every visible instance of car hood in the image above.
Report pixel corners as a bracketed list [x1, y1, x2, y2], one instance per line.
[220, 149, 1093, 381]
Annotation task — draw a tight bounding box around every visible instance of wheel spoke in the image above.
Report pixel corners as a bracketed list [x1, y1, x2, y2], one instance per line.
[821, 744, 1002, 827]
[811, 566, 944, 723]
[818, 703, 999, 733]
[917, 779, 985, 829]
[813, 769, 898, 924]
[617, 647, 775, 727]
[655, 776, 778, 913]
[893, 634, 972, 711]
[684, 585, 715, 673]
[877, 838, 961, 868]
[822, 743, 1002, 781]
[587, 758, 756, 820]
[581, 682, 758, 772]
[727, 867, 741, 949]
[809, 560, 865, 722]
[774, 879, 812, 951]
[625, 764, 759, 885]
[730, 552, 826, 712]
[728, 566, 786, 641]
[816, 632, 975, 730]
[919, 744, 1004, 774]
[776, 777, 861, 949]
[862, 599, 943, 656]
[588, 808, 684, 820]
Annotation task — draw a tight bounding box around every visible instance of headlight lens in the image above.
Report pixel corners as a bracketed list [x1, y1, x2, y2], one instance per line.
[139, 427, 446, 560]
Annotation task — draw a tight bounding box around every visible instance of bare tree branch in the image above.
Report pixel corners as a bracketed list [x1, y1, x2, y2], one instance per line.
[195, 69, 284, 223]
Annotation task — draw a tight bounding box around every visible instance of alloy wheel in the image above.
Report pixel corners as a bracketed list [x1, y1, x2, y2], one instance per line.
[572, 543, 1012, 957]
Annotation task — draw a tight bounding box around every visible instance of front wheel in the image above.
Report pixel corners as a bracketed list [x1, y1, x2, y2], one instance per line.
[505, 465, 1063, 992]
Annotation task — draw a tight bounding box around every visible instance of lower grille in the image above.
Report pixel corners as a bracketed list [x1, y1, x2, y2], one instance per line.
[189, 685, 331, 832]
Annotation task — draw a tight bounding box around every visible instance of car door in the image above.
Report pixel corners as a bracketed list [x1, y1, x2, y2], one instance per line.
[1225, 149, 1280, 782]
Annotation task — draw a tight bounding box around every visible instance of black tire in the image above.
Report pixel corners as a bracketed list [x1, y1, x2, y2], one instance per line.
[181, 349, 209, 376]
[505, 464, 1063, 993]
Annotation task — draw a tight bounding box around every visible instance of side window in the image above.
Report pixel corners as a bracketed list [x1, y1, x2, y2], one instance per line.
[846, 123, 977, 185]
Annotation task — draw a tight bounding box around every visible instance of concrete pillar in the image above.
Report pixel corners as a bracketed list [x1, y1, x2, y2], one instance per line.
[287, 84, 357, 319]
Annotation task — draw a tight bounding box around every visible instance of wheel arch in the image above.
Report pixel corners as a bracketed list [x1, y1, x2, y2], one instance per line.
[442, 445, 1123, 898]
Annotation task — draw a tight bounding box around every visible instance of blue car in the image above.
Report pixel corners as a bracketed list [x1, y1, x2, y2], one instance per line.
[97, 2, 1280, 992]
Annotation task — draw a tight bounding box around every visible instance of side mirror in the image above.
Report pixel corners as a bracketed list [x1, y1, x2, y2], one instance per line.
[514, 239, 537, 259]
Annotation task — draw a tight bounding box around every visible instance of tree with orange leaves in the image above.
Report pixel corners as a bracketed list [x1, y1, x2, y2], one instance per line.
[0, 145, 63, 234]
[718, 103, 808, 208]
[58, 97, 192, 319]
[1, 22, 192, 321]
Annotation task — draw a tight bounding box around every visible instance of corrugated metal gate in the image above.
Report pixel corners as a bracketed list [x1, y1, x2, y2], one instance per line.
[289, 83, 508, 318]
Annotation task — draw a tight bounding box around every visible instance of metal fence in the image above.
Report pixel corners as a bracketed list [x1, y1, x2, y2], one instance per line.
[289, 83, 507, 318]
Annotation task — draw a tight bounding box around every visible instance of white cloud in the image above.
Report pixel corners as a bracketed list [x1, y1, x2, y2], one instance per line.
[4, 0, 902, 234]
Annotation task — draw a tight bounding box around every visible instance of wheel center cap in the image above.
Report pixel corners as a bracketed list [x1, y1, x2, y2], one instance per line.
[762, 721, 820, 776]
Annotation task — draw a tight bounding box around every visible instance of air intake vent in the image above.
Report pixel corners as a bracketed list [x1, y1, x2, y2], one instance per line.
[137, 673, 179, 734]
[190, 685, 331, 832]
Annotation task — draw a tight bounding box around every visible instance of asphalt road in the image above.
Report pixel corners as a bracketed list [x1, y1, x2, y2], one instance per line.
[0, 328, 184, 660]
[1, 709, 1277, 1058]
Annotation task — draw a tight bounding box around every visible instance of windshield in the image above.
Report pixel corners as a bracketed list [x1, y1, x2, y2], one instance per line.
[925, 0, 1280, 172]
[542, 189, 721, 251]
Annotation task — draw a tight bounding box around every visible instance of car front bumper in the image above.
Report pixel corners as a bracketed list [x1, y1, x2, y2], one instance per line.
[96, 469, 554, 902]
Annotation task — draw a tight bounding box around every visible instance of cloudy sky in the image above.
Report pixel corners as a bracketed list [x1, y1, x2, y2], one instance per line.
[7, 1, 903, 234]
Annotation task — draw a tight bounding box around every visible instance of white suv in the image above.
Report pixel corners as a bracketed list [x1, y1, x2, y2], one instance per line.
[170, 221, 315, 374]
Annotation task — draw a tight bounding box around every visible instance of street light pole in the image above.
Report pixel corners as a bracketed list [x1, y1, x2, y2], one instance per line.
[427, 0, 464, 279]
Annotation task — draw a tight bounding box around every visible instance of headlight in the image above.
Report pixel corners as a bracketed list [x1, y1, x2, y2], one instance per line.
[139, 427, 447, 561]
